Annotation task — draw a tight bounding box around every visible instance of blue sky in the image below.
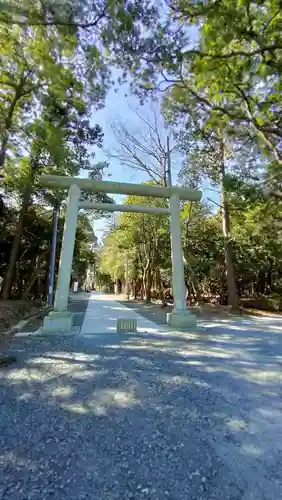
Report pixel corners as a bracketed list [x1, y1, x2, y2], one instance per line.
[89, 82, 218, 241]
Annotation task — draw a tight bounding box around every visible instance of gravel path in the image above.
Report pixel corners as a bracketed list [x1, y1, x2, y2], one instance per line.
[19, 294, 90, 333]
[1, 294, 282, 499]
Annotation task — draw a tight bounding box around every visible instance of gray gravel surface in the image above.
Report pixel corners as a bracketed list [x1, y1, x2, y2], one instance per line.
[117, 300, 172, 326]
[19, 294, 90, 333]
[1, 304, 282, 499]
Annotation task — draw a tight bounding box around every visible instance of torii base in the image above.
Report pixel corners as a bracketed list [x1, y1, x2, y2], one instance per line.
[166, 309, 197, 330]
[42, 310, 73, 334]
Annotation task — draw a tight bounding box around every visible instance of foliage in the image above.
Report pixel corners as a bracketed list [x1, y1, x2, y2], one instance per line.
[0, 0, 161, 104]
[72, 214, 97, 283]
[0, 9, 115, 299]
[100, 192, 171, 300]
[109, 105, 177, 186]
[0, 202, 96, 299]
[98, 178, 282, 310]
[123, 1, 282, 172]
[1, 0, 282, 312]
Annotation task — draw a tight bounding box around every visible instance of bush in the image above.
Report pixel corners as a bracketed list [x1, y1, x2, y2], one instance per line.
[242, 294, 282, 312]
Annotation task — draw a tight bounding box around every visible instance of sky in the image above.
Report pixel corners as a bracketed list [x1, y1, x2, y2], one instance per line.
[89, 80, 219, 242]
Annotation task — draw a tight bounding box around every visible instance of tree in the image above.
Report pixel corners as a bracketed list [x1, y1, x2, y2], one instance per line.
[122, 1, 282, 173]
[99, 228, 129, 290]
[178, 129, 241, 307]
[178, 0, 282, 163]
[0, 0, 162, 174]
[0, 3, 131, 299]
[99, 192, 171, 301]
[0, 0, 161, 104]
[0, 21, 81, 173]
[0, 0, 169, 302]
[228, 177, 282, 300]
[0, 201, 98, 300]
[181, 207, 226, 304]
[109, 105, 177, 186]
[1, 91, 104, 299]
[98, 174, 282, 310]
[165, 82, 255, 307]
[72, 214, 97, 286]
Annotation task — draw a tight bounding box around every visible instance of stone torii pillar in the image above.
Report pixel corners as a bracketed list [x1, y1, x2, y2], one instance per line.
[167, 193, 195, 328]
[43, 184, 80, 333]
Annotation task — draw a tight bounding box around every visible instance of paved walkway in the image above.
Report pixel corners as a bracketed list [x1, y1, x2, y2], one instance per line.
[80, 293, 168, 335]
[1, 292, 282, 499]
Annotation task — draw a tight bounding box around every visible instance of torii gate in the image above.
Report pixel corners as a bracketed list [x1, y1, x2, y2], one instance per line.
[39, 175, 202, 333]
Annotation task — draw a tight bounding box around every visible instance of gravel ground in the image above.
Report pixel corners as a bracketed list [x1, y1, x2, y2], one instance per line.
[1, 294, 282, 499]
[19, 294, 90, 333]
[115, 299, 247, 324]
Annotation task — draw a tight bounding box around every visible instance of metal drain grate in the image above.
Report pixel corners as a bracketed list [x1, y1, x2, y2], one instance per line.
[117, 318, 137, 333]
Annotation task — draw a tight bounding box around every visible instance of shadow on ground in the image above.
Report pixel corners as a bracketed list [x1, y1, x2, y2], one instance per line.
[19, 294, 90, 334]
[1, 309, 282, 499]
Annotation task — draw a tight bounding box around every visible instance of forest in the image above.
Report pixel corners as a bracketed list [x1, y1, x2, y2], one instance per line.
[0, 0, 282, 329]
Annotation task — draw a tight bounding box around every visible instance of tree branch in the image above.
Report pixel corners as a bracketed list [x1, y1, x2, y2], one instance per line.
[109, 112, 173, 185]
[234, 83, 282, 161]
[0, 9, 107, 29]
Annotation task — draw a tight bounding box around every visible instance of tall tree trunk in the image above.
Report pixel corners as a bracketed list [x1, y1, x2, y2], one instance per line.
[140, 279, 144, 300]
[267, 270, 272, 294]
[143, 263, 152, 302]
[44, 267, 50, 298]
[219, 150, 238, 309]
[143, 271, 147, 301]
[21, 252, 47, 300]
[156, 267, 165, 305]
[184, 261, 201, 304]
[0, 188, 31, 299]
[117, 279, 122, 293]
[256, 271, 266, 295]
